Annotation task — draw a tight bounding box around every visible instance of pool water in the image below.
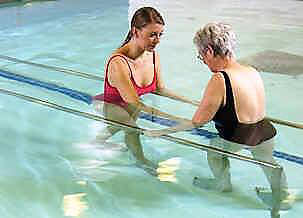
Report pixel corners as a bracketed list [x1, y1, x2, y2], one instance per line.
[0, 0, 302, 218]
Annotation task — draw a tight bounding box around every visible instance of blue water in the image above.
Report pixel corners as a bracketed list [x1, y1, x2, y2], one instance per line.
[0, 0, 302, 218]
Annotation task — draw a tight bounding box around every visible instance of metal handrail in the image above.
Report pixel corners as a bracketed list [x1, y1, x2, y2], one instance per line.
[0, 55, 103, 81]
[0, 88, 281, 170]
[1, 54, 302, 130]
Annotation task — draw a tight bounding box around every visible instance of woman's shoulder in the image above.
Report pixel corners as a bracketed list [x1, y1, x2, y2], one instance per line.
[108, 50, 127, 60]
[225, 63, 260, 76]
[105, 52, 132, 77]
[237, 62, 259, 74]
[212, 71, 226, 80]
[209, 72, 226, 87]
[106, 51, 130, 67]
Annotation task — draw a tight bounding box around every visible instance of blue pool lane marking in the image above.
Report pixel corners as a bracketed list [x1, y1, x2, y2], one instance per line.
[1, 68, 302, 166]
[0, 69, 92, 105]
[274, 151, 303, 165]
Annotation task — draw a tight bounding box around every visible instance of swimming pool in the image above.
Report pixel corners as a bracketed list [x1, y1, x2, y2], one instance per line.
[0, 0, 302, 217]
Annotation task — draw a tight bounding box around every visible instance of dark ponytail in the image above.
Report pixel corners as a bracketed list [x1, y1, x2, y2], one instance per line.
[121, 30, 133, 47]
[120, 7, 165, 48]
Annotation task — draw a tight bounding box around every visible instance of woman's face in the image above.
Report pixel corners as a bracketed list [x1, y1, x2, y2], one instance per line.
[197, 46, 209, 65]
[136, 23, 164, 52]
[197, 46, 214, 71]
[197, 45, 219, 72]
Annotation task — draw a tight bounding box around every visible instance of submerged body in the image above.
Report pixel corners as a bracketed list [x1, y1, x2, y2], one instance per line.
[93, 7, 193, 174]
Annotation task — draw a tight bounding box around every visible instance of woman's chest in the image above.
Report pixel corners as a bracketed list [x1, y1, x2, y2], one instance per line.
[129, 59, 155, 87]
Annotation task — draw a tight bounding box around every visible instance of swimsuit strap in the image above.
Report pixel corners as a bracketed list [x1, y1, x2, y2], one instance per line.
[153, 51, 156, 74]
[105, 54, 133, 84]
[220, 70, 238, 123]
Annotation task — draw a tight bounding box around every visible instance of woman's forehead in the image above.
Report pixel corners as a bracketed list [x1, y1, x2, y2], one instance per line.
[142, 23, 164, 32]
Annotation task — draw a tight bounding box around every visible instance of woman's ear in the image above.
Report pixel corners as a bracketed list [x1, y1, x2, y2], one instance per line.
[206, 45, 214, 57]
[132, 27, 139, 38]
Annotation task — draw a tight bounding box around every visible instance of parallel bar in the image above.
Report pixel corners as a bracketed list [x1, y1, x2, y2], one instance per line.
[160, 134, 281, 169]
[0, 88, 281, 170]
[0, 54, 103, 81]
[0, 54, 302, 130]
[0, 88, 137, 132]
[2, 69, 303, 166]
[266, 116, 303, 130]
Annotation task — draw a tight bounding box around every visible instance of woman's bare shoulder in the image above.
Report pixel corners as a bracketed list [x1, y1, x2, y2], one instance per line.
[107, 51, 129, 66]
[212, 72, 226, 80]
[106, 52, 131, 82]
[238, 63, 259, 74]
[207, 72, 225, 90]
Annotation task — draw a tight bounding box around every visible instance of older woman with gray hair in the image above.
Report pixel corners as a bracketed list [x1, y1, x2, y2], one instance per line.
[145, 22, 290, 209]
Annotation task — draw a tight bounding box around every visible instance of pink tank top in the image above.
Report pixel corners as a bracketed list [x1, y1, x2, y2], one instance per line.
[94, 52, 157, 107]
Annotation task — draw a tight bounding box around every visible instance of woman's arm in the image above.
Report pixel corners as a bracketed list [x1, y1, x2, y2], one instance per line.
[192, 72, 224, 124]
[127, 101, 191, 123]
[109, 57, 191, 124]
[143, 121, 197, 137]
[144, 73, 225, 137]
[108, 57, 140, 104]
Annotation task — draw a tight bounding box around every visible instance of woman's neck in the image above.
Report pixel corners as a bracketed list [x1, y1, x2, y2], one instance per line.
[122, 40, 145, 60]
[213, 56, 238, 72]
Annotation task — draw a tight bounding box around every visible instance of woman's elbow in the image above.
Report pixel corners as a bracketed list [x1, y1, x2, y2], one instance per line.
[192, 117, 203, 127]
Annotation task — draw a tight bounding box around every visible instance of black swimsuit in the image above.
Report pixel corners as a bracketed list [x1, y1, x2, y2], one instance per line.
[212, 71, 276, 146]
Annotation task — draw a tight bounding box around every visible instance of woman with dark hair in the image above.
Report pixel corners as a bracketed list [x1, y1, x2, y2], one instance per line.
[93, 7, 196, 174]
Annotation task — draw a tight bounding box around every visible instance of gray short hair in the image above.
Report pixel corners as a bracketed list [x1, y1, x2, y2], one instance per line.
[193, 22, 236, 57]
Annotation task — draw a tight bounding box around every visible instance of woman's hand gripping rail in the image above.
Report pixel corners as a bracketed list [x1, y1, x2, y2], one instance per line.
[126, 101, 193, 126]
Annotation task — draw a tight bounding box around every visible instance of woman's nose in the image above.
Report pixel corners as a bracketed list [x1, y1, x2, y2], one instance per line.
[153, 35, 161, 43]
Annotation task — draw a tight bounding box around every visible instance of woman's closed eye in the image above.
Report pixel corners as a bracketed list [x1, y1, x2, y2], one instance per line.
[150, 32, 164, 39]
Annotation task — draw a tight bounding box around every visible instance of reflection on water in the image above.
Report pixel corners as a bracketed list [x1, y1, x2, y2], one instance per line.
[63, 193, 88, 217]
[71, 139, 132, 183]
[76, 180, 87, 186]
[157, 173, 177, 183]
[156, 157, 181, 182]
